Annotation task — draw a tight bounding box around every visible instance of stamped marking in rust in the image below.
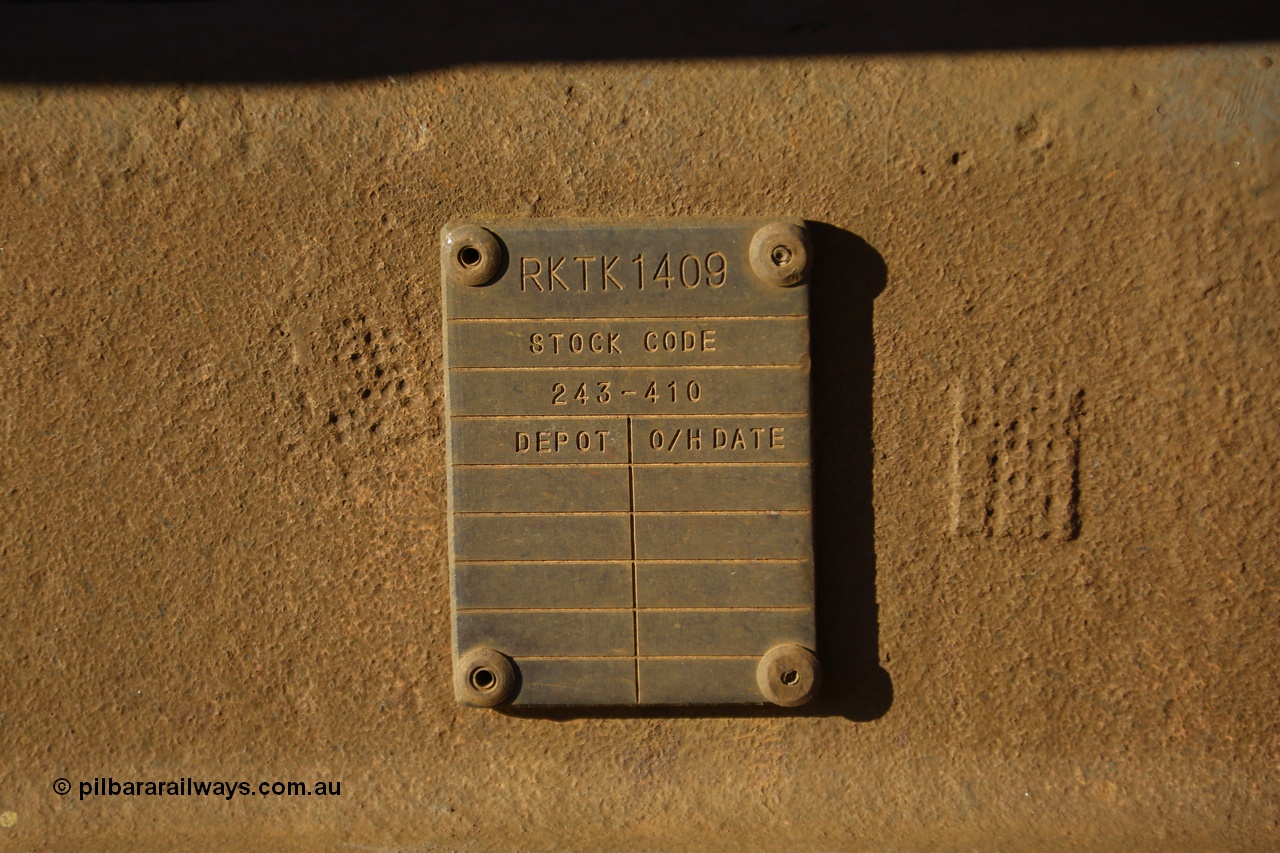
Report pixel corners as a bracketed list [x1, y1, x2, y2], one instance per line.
[442, 219, 819, 707]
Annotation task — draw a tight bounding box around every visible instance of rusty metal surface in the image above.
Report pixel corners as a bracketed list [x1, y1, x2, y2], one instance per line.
[1, 42, 1278, 851]
[442, 220, 817, 706]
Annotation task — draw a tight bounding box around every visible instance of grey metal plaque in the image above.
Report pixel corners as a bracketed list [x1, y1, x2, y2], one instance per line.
[442, 219, 820, 707]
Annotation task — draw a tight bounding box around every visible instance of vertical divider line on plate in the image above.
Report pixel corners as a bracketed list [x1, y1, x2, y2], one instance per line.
[627, 415, 639, 703]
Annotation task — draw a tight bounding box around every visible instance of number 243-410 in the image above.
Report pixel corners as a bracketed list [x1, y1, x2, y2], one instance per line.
[552, 381, 702, 405]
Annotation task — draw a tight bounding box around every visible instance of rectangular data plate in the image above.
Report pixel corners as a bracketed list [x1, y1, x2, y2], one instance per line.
[442, 219, 817, 707]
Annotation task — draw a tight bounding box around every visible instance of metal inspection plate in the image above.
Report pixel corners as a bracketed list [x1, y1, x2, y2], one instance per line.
[442, 219, 819, 707]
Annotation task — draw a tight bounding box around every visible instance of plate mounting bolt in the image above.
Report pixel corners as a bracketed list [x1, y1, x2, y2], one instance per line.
[749, 221, 812, 287]
[455, 647, 517, 707]
[444, 224, 504, 287]
[757, 643, 821, 707]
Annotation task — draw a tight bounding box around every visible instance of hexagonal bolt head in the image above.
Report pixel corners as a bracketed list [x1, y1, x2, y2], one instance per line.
[749, 222, 813, 287]
[455, 647, 518, 707]
[444, 224, 505, 287]
[757, 644, 821, 707]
